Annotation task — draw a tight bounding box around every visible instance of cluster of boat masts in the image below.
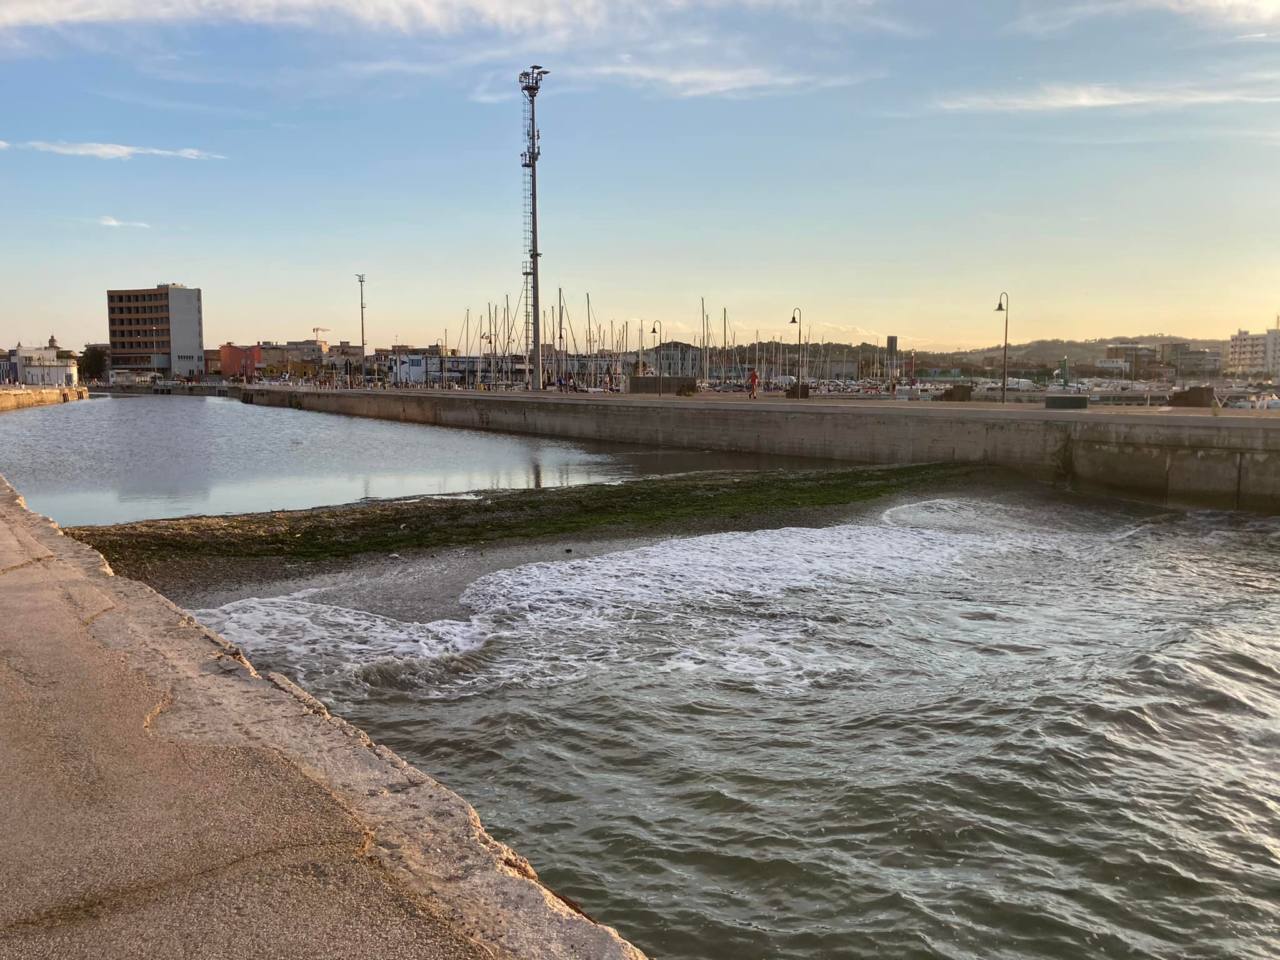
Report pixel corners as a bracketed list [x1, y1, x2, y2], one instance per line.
[387, 290, 1275, 402]
[393, 290, 924, 390]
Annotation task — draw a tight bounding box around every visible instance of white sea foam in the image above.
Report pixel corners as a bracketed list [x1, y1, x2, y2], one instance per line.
[199, 501, 1096, 700]
[195, 597, 488, 687]
[192, 495, 1280, 960]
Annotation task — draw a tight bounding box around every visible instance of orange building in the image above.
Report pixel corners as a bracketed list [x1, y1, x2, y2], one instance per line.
[218, 343, 262, 381]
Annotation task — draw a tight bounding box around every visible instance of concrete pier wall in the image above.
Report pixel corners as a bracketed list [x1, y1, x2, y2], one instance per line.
[241, 388, 1280, 513]
[0, 386, 89, 412]
[94, 383, 231, 397]
[0, 476, 646, 959]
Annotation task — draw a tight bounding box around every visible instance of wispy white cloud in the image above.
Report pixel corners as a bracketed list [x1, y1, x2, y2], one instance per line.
[0, 0, 891, 33]
[351, 54, 853, 101]
[22, 139, 224, 159]
[343, 58, 443, 77]
[94, 89, 262, 116]
[2, 2, 893, 104]
[0, 2, 888, 113]
[96, 215, 150, 228]
[1157, 0, 1280, 21]
[342, 21, 870, 100]
[574, 61, 865, 98]
[939, 80, 1280, 111]
[0, 140, 9, 149]
[1011, 0, 1280, 33]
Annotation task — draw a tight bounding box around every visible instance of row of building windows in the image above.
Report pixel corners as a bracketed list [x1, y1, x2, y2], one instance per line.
[110, 305, 168, 315]
[110, 321, 168, 330]
[110, 341, 170, 350]
[108, 293, 167, 304]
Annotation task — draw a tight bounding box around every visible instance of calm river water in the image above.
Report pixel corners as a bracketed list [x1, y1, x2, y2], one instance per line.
[0, 394, 799, 526]
[199, 490, 1280, 960]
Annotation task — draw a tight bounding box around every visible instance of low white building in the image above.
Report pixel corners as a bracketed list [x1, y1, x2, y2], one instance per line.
[1096, 358, 1129, 374]
[389, 353, 429, 384]
[11, 337, 78, 387]
[1227, 325, 1280, 376]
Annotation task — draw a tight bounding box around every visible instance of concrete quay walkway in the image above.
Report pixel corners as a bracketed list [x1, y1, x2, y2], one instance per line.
[0, 479, 645, 960]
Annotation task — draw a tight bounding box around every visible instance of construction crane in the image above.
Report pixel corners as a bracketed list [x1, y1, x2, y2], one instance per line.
[311, 326, 330, 340]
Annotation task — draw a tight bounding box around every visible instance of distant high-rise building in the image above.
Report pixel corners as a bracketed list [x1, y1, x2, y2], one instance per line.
[106, 283, 205, 379]
[1227, 326, 1280, 377]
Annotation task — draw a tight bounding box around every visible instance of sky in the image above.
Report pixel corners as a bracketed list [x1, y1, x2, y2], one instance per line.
[2, 0, 1279, 353]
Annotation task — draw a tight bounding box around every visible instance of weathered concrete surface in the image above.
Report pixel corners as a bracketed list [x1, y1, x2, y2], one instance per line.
[0, 479, 646, 960]
[0, 386, 88, 412]
[240, 387, 1280, 513]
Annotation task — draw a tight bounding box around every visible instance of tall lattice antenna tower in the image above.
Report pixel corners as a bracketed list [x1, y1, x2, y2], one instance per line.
[520, 65, 549, 389]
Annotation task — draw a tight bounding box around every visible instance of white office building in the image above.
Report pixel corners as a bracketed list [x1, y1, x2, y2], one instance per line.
[107, 283, 205, 380]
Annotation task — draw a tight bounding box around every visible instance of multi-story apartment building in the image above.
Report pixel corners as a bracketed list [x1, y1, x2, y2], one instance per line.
[1227, 325, 1280, 376]
[1105, 343, 1160, 378]
[106, 283, 205, 379]
[1160, 342, 1222, 380]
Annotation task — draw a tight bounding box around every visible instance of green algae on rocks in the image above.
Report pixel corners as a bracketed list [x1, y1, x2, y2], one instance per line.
[68, 464, 980, 583]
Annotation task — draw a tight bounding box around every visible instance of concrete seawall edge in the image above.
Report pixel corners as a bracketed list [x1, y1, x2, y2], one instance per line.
[239, 387, 1280, 514]
[0, 386, 89, 412]
[0, 476, 647, 960]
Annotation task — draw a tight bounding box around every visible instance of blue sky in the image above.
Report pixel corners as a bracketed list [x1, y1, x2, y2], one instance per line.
[2, 0, 1279, 352]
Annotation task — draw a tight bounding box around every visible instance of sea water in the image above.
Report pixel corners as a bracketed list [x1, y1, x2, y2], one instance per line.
[199, 492, 1280, 960]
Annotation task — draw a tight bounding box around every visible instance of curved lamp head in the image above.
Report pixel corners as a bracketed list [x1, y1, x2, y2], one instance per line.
[790, 316, 799, 325]
[995, 302, 1006, 312]
[651, 324, 658, 335]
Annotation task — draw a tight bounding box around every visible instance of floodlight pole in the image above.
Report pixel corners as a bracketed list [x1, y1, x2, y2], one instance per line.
[520, 66, 549, 389]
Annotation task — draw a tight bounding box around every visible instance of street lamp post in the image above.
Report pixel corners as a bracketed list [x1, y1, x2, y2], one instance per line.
[789, 307, 803, 399]
[650, 322, 664, 397]
[995, 293, 1010, 404]
[480, 332, 493, 390]
[355, 274, 367, 388]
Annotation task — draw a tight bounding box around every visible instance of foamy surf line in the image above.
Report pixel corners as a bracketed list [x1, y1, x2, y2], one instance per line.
[194, 499, 1144, 699]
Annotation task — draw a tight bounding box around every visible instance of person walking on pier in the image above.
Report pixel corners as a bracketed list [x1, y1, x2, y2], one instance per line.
[749, 367, 760, 399]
